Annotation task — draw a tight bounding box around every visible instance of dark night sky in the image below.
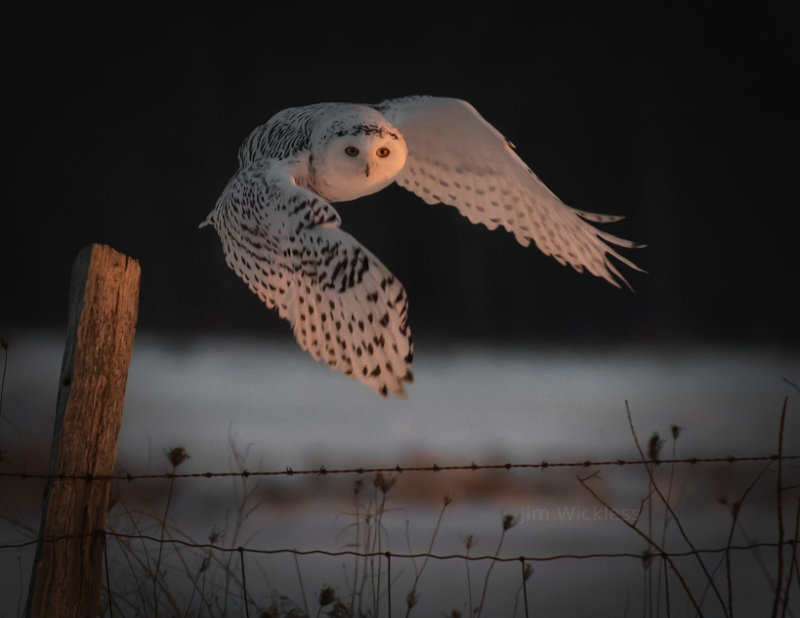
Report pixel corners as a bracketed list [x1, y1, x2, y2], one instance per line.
[3, 5, 797, 346]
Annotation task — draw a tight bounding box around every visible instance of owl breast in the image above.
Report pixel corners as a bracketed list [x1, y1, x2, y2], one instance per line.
[307, 114, 408, 202]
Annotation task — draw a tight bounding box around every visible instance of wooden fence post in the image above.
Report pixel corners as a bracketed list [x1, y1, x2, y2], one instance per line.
[26, 244, 140, 618]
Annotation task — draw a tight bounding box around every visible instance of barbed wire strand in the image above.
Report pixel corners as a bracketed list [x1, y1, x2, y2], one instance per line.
[1, 454, 796, 483]
[6, 530, 797, 615]
[1, 531, 795, 564]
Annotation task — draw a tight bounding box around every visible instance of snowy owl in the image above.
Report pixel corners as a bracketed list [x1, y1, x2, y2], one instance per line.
[201, 96, 643, 397]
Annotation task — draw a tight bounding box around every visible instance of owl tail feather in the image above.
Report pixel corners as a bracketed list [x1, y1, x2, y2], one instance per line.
[198, 212, 215, 229]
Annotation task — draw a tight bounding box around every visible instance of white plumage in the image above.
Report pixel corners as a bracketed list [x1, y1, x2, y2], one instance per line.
[201, 96, 643, 397]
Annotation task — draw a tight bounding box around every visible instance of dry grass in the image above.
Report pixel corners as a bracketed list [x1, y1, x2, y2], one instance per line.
[1, 338, 798, 616]
[85, 397, 798, 617]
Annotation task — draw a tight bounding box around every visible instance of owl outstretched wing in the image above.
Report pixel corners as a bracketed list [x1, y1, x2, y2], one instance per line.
[201, 163, 413, 397]
[376, 96, 644, 288]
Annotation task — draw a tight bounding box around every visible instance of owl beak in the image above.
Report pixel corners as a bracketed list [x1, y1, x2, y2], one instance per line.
[364, 163, 372, 178]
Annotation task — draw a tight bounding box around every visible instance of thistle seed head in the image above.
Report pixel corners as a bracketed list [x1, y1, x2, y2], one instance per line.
[647, 433, 664, 462]
[522, 562, 534, 581]
[464, 534, 476, 550]
[318, 585, 336, 606]
[373, 472, 396, 494]
[166, 446, 189, 468]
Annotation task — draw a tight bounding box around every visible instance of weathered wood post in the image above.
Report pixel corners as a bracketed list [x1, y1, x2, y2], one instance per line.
[26, 244, 140, 618]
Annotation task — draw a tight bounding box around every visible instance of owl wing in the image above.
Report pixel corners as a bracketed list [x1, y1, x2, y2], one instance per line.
[202, 162, 413, 397]
[377, 96, 644, 288]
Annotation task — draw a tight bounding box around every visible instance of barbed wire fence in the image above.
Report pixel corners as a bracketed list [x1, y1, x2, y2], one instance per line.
[2, 245, 799, 617]
[3, 430, 800, 617]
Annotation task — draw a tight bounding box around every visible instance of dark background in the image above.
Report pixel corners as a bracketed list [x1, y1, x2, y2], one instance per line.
[3, 5, 797, 346]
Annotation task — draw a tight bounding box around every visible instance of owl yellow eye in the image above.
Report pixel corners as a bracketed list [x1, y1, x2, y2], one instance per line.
[376, 147, 390, 158]
[344, 146, 359, 157]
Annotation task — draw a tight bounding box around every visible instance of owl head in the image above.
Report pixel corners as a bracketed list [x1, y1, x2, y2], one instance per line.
[310, 107, 408, 202]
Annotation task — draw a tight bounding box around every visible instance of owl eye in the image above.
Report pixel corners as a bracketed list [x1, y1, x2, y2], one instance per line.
[376, 147, 390, 158]
[344, 146, 359, 157]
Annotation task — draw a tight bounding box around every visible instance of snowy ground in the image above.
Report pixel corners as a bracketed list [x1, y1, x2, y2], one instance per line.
[1, 330, 798, 616]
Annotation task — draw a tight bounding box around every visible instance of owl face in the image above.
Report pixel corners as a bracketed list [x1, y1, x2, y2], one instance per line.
[311, 117, 408, 202]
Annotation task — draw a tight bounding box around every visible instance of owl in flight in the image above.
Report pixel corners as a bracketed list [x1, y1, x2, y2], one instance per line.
[201, 96, 643, 397]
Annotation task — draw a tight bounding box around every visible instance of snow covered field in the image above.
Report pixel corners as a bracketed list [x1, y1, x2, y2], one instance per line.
[1, 331, 797, 615]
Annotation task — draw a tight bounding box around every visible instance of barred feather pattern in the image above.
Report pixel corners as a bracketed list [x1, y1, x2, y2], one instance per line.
[237, 104, 323, 165]
[376, 96, 644, 289]
[205, 163, 413, 397]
